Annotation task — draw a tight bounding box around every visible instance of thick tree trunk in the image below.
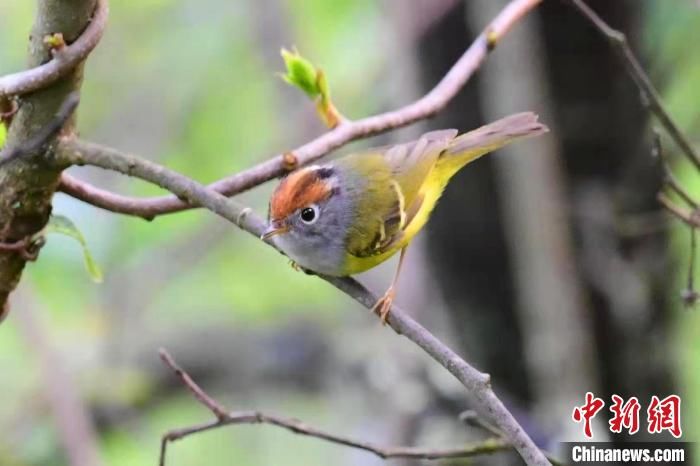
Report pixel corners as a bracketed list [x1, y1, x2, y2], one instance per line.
[0, 0, 96, 314]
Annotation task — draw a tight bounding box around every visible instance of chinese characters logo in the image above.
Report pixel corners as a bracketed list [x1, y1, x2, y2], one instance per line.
[572, 392, 681, 439]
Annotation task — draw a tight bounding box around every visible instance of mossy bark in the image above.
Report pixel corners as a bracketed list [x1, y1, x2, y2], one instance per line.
[0, 0, 96, 313]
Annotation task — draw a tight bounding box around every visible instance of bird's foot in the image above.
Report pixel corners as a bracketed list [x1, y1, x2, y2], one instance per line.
[289, 260, 301, 272]
[288, 260, 315, 276]
[372, 287, 395, 325]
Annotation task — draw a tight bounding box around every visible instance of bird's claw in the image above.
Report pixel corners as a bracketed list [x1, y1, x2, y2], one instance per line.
[372, 288, 395, 325]
[289, 260, 301, 272]
[288, 260, 315, 275]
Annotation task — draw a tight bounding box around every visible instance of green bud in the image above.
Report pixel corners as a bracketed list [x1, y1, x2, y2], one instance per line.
[280, 48, 320, 98]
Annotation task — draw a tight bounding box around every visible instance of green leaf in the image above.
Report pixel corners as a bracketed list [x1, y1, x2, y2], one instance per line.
[0, 123, 6, 149]
[44, 215, 103, 283]
[280, 48, 320, 98]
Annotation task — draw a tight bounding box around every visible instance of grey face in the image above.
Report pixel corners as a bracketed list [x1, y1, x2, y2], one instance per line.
[271, 182, 353, 276]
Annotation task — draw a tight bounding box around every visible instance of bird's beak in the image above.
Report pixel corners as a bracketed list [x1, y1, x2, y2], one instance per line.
[261, 221, 289, 241]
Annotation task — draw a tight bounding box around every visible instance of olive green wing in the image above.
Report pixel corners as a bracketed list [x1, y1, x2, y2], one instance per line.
[384, 129, 457, 210]
[381, 129, 457, 245]
[340, 129, 457, 258]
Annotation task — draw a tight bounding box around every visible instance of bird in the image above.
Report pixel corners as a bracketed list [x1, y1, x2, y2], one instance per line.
[262, 112, 548, 322]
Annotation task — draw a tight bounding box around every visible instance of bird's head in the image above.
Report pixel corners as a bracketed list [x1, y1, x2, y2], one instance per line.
[263, 165, 341, 239]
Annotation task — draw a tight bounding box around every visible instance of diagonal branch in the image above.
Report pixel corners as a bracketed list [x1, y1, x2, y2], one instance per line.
[157, 348, 512, 466]
[0, 0, 109, 98]
[56, 136, 550, 466]
[657, 193, 700, 229]
[57, 0, 544, 221]
[567, 0, 700, 171]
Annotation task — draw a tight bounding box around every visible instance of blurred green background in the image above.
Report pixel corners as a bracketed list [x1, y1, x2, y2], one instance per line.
[1, 0, 699, 465]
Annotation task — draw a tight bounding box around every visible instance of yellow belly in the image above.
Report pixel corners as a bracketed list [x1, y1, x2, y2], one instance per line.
[341, 160, 457, 275]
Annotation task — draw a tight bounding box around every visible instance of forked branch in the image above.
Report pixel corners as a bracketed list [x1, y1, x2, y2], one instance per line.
[157, 348, 513, 466]
[0, 0, 108, 98]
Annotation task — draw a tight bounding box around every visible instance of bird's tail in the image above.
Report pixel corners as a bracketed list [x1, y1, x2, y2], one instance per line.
[438, 112, 548, 176]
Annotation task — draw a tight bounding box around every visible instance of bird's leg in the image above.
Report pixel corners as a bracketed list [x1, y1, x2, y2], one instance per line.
[372, 247, 407, 324]
[288, 259, 302, 272]
[288, 259, 315, 275]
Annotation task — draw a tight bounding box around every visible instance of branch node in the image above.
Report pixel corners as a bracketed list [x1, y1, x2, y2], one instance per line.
[44, 33, 67, 53]
[236, 207, 253, 227]
[485, 27, 499, 51]
[282, 151, 298, 171]
[159, 347, 229, 420]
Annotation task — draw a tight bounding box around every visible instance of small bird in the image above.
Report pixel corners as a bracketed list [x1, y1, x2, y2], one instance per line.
[263, 113, 548, 322]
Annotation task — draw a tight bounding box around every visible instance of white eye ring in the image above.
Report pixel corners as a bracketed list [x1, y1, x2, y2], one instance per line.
[299, 204, 319, 224]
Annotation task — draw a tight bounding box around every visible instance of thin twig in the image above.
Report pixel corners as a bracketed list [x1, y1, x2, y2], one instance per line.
[0, 0, 108, 97]
[57, 0, 544, 220]
[664, 175, 698, 209]
[682, 226, 699, 306]
[0, 92, 80, 167]
[460, 410, 566, 466]
[460, 409, 503, 438]
[56, 135, 550, 466]
[158, 349, 228, 420]
[658, 197, 700, 304]
[657, 193, 700, 228]
[653, 130, 698, 208]
[567, 0, 700, 171]
[157, 348, 510, 466]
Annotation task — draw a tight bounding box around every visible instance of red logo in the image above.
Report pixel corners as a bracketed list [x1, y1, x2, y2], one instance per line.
[573, 393, 682, 438]
[572, 392, 605, 438]
[647, 395, 682, 438]
[609, 394, 641, 435]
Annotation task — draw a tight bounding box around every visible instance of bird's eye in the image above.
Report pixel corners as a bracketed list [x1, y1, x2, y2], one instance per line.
[300, 205, 318, 224]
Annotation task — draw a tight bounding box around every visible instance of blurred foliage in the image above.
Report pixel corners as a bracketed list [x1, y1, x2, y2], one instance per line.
[1, 0, 700, 465]
[646, 0, 700, 457]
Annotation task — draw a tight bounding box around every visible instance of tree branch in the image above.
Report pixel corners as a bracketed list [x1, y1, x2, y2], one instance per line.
[157, 348, 512, 466]
[658, 193, 700, 229]
[567, 0, 700, 171]
[57, 0, 544, 221]
[0, 0, 108, 98]
[56, 135, 551, 466]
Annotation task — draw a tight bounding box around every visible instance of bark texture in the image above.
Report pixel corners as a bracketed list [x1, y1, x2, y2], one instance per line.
[0, 0, 96, 311]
